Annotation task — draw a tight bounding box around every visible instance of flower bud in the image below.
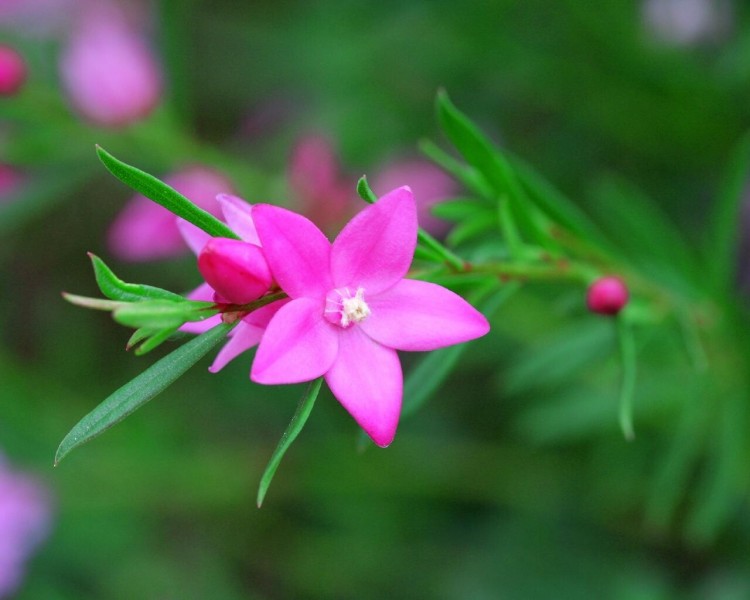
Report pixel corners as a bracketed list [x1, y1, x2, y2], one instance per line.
[587, 276, 629, 315]
[198, 238, 272, 305]
[59, 4, 161, 126]
[0, 45, 26, 96]
[108, 167, 234, 261]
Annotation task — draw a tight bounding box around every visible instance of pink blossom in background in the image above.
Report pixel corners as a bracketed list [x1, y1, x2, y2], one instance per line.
[0, 164, 24, 202]
[0, 455, 51, 598]
[108, 167, 234, 261]
[288, 135, 356, 232]
[249, 187, 490, 446]
[0, 0, 76, 36]
[0, 46, 26, 96]
[642, 0, 731, 46]
[371, 159, 458, 237]
[59, 1, 162, 126]
[177, 194, 290, 372]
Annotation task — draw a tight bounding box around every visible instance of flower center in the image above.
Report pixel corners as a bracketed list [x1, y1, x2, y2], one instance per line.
[324, 287, 371, 328]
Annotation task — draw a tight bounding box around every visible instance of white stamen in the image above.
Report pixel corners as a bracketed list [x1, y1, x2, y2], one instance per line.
[340, 287, 370, 327]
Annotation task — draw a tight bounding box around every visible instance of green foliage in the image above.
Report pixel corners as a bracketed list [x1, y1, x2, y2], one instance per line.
[256, 378, 323, 507]
[55, 322, 234, 465]
[96, 146, 240, 240]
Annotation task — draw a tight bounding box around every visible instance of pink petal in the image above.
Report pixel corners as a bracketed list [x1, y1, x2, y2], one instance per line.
[179, 283, 221, 334]
[251, 297, 338, 384]
[198, 238, 272, 304]
[325, 327, 402, 447]
[252, 204, 333, 299]
[208, 298, 290, 372]
[217, 194, 260, 244]
[360, 279, 490, 351]
[331, 186, 416, 295]
[208, 321, 263, 373]
[176, 218, 211, 256]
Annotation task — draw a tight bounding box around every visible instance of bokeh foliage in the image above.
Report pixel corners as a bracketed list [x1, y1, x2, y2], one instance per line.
[3, 0, 750, 598]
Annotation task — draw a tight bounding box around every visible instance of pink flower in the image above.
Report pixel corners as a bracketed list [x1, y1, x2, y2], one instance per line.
[177, 194, 288, 373]
[108, 167, 234, 261]
[249, 187, 490, 446]
[371, 158, 458, 237]
[0, 164, 24, 202]
[0, 455, 51, 598]
[59, 1, 162, 126]
[0, 45, 26, 96]
[288, 135, 355, 232]
[587, 276, 629, 315]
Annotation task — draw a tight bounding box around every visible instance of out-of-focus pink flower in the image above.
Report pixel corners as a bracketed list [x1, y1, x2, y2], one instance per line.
[0, 46, 26, 96]
[587, 276, 629, 315]
[0, 164, 24, 202]
[59, 1, 161, 126]
[0, 0, 75, 36]
[288, 135, 355, 232]
[0, 455, 52, 598]
[177, 194, 289, 373]
[642, 0, 731, 46]
[371, 159, 458, 237]
[249, 187, 490, 446]
[107, 167, 234, 262]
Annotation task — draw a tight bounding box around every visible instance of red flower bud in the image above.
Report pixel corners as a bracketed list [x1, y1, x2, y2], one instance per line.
[587, 276, 629, 315]
[0, 46, 26, 96]
[198, 238, 272, 305]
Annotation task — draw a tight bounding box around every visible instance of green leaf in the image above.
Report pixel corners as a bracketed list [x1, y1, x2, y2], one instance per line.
[62, 293, 127, 311]
[402, 284, 519, 418]
[446, 209, 497, 247]
[430, 198, 489, 222]
[113, 299, 216, 329]
[133, 326, 181, 356]
[509, 153, 608, 245]
[586, 175, 697, 288]
[55, 322, 234, 465]
[435, 90, 552, 247]
[96, 146, 240, 239]
[705, 132, 750, 295]
[616, 317, 637, 441]
[257, 378, 323, 507]
[356, 176, 378, 204]
[89, 253, 185, 302]
[419, 138, 495, 199]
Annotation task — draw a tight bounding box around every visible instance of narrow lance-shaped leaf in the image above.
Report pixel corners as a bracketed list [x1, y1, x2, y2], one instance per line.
[402, 284, 519, 417]
[89, 253, 185, 302]
[617, 317, 637, 441]
[435, 90, 553, 248]
[55, 322, 234, 465]
[112, 298, 216, 329]
[419, 138, 495, 199]
[705, 132, 750, 296]
[96, 146, 240, 240]
[257, 378, 323, 508]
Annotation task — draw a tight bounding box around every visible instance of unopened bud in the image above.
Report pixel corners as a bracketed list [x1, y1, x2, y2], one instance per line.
[0, 46, 26, 96]
[198, 238, 272, 305]
[587, 276, 629, 315]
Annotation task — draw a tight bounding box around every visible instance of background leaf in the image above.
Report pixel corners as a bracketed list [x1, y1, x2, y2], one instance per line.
[55, 323, 233, 465]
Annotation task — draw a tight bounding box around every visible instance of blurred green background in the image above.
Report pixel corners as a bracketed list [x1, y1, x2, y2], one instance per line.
[3, 0, 750, 598]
